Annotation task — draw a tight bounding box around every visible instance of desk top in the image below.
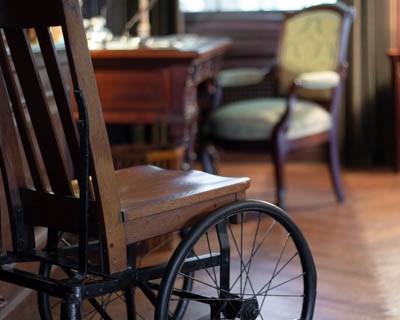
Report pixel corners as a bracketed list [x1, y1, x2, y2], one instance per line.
[90, 34, 232, 61]
[89, 34, 231, 126]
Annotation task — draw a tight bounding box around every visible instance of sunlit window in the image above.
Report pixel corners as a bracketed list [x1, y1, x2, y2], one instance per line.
[180, 0, 337, 12]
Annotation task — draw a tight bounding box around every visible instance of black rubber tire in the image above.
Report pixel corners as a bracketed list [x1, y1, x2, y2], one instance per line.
[156, 200, 316, 320]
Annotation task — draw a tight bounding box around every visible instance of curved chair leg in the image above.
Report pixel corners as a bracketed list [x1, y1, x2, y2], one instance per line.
[272, 139, 288, 210]
[327, 135, 345, 202]
[200, 144, 220, 174]
[211, 83, 223, 109]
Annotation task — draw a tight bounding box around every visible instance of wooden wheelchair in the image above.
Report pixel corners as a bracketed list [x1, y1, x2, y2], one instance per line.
[0, 0, 316, 318]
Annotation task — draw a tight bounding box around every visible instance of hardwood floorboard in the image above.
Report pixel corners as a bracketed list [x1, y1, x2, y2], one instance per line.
[219, 160, 400, 319]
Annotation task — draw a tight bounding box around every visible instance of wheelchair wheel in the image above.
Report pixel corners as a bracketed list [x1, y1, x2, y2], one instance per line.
[156, 200, 316, 320]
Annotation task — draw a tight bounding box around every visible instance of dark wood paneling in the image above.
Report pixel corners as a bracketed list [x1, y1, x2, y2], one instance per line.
[183, 11, 284, 69]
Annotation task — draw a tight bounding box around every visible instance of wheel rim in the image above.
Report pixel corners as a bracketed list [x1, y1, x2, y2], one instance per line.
[157, 200, 316, 320]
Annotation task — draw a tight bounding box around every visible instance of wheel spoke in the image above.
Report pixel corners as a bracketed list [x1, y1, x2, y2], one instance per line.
[228, 217, 277, 293]
[240, 213, 244, 296]
[189, 241, 220, 291]
[226, 218, 257, 297]
[261, 273, 306, 294]
[257, 251, 299, 297]
[206, 232, 220, 295]
[177, 271, 223, 293]
[259, 232, 291, 310]
[243, 213, 262, 294]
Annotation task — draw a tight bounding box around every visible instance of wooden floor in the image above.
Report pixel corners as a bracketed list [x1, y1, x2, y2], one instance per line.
[219, 159, 400, 320]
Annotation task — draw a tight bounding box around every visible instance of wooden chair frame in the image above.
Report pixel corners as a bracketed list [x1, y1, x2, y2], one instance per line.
[200, 3, 355, 210]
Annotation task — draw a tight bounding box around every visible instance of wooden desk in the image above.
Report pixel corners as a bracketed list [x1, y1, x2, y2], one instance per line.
[90, 35, 232, 167]
[388, 48, 400, 171]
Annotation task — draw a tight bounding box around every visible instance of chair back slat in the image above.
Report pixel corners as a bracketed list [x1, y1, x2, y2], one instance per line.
[0, 0, 127, 273]
[4, 29, 73, 195]
[0, 68, 35, 250]
[35, 26, 80, 174]
[0, 36, 46, 191]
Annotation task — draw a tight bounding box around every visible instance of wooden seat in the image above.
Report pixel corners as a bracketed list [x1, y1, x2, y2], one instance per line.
[116, 165, 248, 244]
[0, 0, 249, 317]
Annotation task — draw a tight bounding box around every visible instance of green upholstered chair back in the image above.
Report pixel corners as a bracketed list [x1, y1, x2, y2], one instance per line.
[278, 6, 346, 101]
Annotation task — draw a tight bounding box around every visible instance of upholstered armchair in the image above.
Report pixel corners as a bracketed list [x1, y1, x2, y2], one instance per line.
[200, 3, 355, 209]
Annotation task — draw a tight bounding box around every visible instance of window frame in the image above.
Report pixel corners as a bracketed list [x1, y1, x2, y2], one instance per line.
[179, 0, 337, 12]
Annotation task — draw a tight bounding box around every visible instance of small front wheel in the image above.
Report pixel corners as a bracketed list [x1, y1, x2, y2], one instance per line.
[156, 200, 316, 320]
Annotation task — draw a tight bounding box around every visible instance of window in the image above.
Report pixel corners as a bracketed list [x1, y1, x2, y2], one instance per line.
[180, 0, 337, 12]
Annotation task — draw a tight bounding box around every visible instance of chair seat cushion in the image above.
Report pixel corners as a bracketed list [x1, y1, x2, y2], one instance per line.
[217, 68, 266, 87]
[206, 97, 331, 141]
